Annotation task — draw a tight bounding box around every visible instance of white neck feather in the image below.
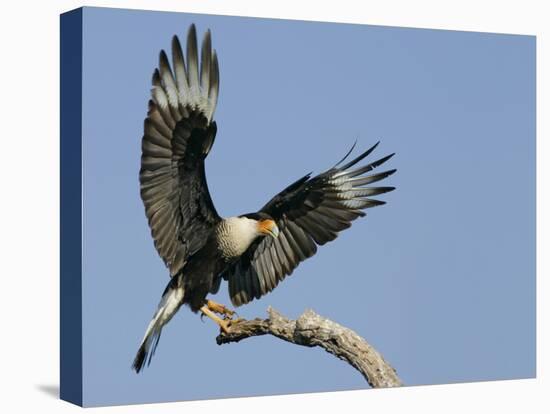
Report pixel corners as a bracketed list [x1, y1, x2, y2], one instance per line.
[216, 216, 261, 259]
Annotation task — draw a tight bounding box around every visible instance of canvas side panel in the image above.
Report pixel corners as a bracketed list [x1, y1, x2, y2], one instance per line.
[60, 7, 83, 407]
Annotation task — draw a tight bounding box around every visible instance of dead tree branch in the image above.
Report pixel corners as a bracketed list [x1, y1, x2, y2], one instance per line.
[216, 307, 402, 388]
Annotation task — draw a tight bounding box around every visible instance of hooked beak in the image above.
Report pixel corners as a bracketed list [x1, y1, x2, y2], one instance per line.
[259, 219, 280, 239]
[268, 224, 280, 239]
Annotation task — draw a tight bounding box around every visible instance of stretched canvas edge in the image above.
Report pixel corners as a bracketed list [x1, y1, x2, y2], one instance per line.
[60, 7, 83, 407]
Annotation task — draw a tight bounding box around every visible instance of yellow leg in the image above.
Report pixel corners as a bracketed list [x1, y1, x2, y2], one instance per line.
[200, 305, 231, 333]
[206, 299, 235, 318]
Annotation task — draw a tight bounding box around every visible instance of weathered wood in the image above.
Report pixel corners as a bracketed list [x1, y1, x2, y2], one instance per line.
[216, 307, 402, 388]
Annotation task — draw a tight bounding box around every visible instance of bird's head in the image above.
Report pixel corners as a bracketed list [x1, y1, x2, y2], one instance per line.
[257, 218, 280, 239]
[240, 212, 280, 239]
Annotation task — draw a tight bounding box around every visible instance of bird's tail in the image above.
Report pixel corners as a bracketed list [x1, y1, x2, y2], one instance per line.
[132, 281, 185, 373]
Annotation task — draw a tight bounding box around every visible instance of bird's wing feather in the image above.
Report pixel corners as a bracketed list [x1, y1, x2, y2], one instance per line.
[223, 142, 396, 306]
[140, 24, 221, 277]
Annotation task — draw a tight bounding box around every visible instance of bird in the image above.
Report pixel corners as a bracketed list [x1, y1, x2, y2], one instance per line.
[132, 23, 396, 373]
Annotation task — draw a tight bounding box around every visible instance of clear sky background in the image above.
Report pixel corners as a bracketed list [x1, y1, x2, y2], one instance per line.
[79, 7, 535, 407]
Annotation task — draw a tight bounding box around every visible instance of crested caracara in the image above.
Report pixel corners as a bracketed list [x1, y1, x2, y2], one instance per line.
[133, 24, 396, 373]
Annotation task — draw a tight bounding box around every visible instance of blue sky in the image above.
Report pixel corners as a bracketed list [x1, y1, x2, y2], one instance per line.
[79, 7, 535, 407]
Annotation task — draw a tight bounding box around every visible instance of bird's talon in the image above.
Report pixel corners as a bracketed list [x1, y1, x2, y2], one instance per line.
[206, 300, 236, 319]
[218, 317, 245, 334]
[227, 317, 244, 328]
[221, 307, 235, 318]
[219, 320, 231, 334]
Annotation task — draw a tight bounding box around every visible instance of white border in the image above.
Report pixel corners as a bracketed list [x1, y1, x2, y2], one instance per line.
[0, 1, 546, 412]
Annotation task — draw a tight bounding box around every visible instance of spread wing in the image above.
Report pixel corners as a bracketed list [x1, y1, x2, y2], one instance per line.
[223, 142, 396, 306]
[140, 24, 221, 277]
